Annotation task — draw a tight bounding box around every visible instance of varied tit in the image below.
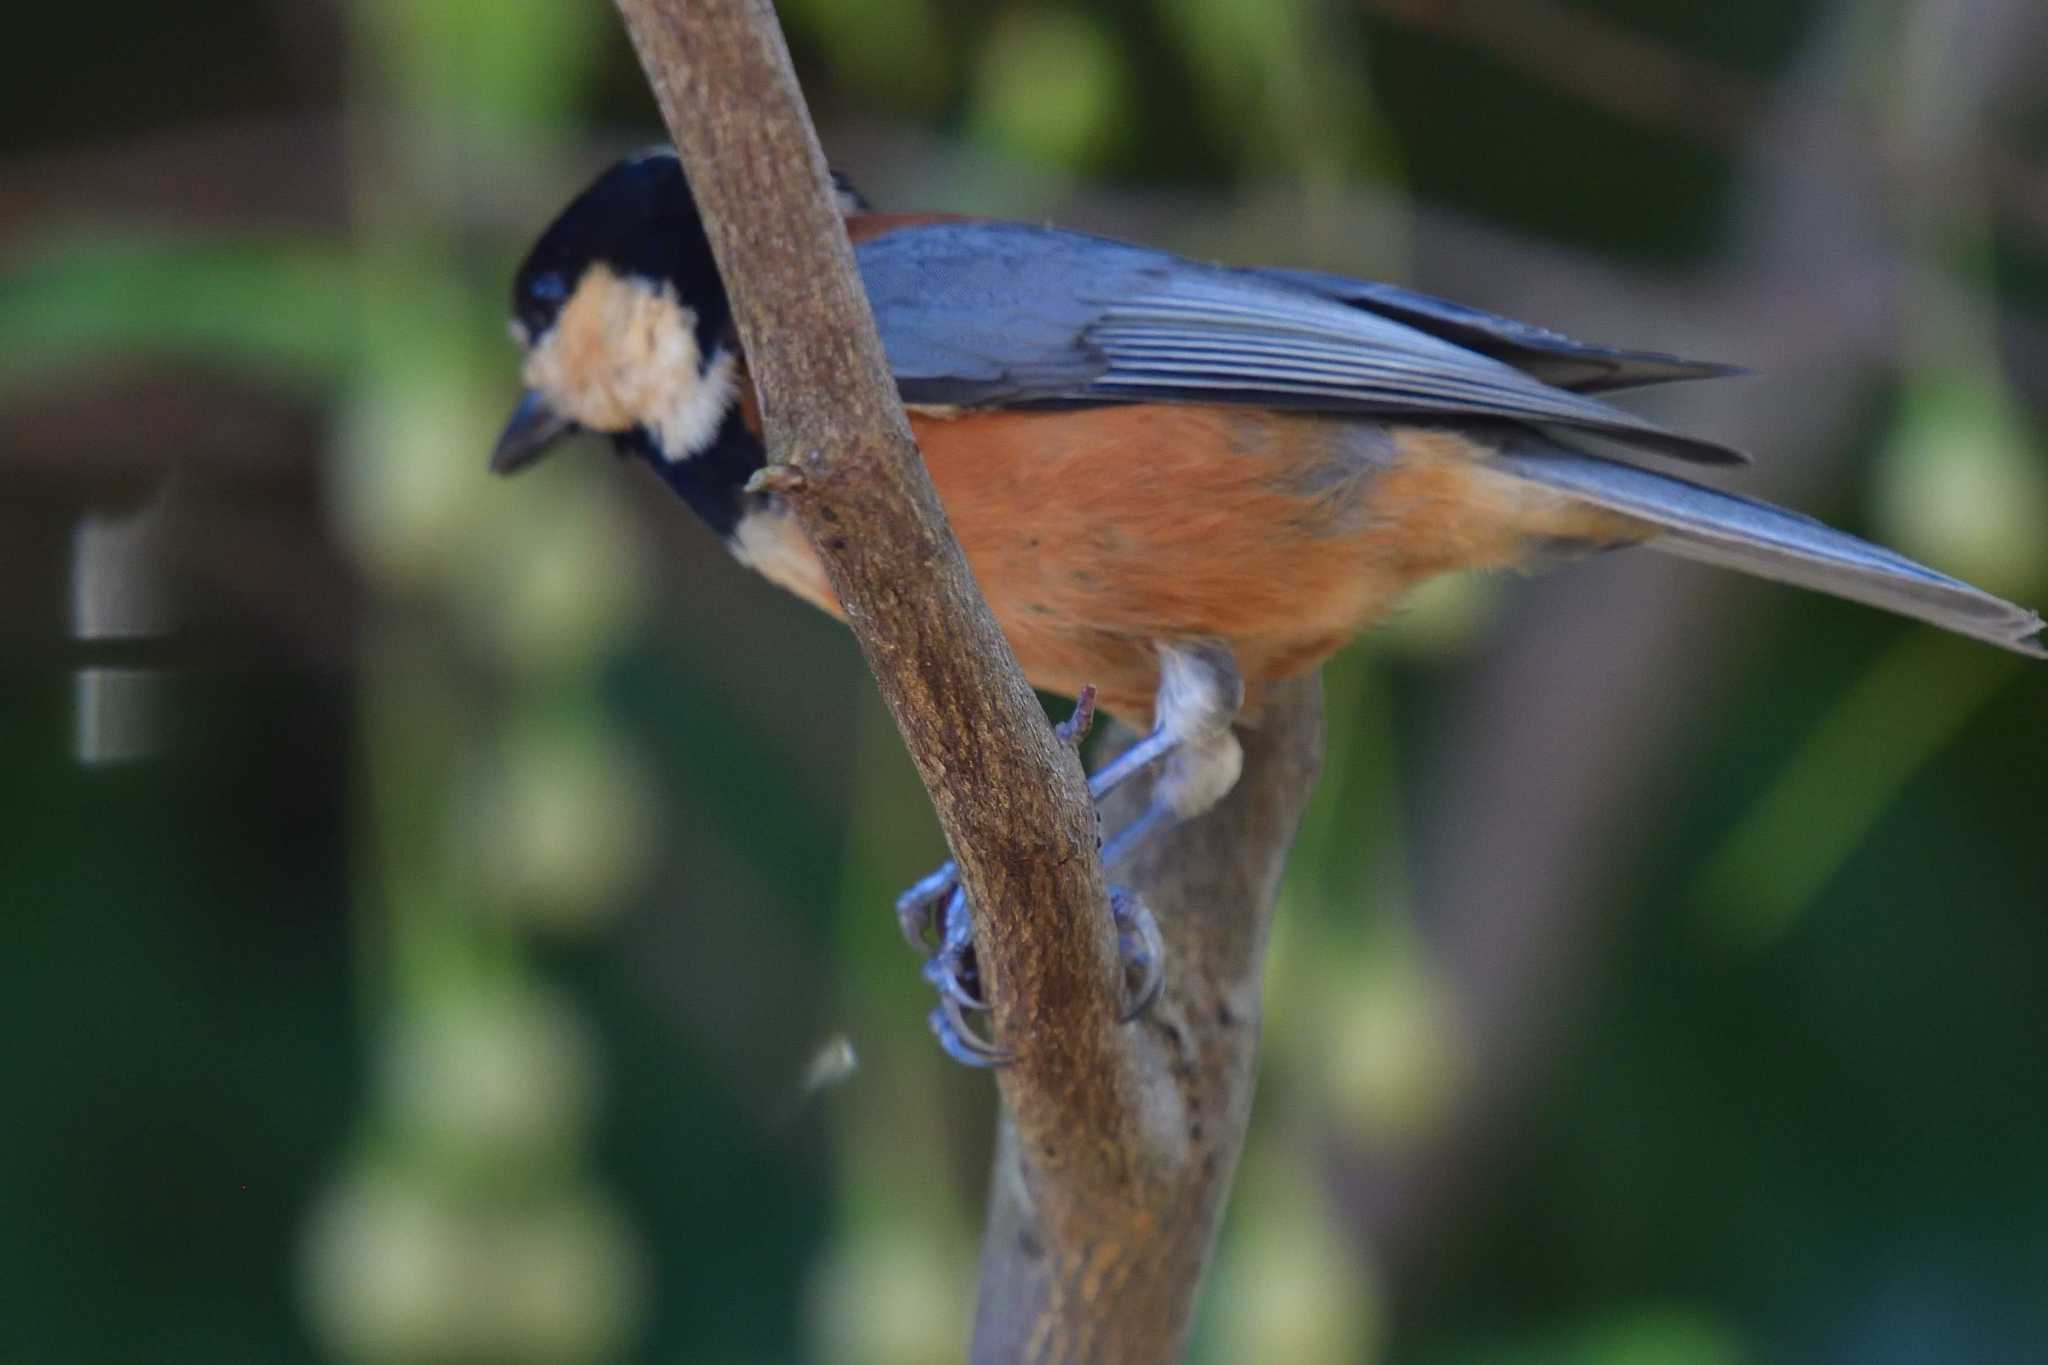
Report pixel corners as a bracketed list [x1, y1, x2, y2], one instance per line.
[493, 147, 2042, 1064]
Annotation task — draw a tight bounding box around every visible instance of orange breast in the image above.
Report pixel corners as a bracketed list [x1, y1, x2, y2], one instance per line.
[921, 406, 1646, 721]
[754, 404, 1646, 724]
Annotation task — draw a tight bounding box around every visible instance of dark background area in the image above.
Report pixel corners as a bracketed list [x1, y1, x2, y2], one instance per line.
[3, 1, 2045, 1361]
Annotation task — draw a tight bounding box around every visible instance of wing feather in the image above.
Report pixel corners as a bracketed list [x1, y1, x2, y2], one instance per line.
[1491, 434, 2045, 654]
[1252, 268, 1745, 393]
[855, 221, 1746, 464]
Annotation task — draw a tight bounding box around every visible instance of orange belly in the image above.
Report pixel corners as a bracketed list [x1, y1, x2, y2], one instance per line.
[737, 405, 1647, 724]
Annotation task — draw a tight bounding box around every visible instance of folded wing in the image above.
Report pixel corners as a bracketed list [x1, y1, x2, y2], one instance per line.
[856, 221, 1746, 464]
[1248, 267, 1745, 394]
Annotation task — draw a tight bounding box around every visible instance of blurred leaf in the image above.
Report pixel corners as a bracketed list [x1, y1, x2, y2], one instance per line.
[378, 982, 603, 1174]
[0, 234, 356, 393]
[807, 1225, 974, 1365]
[450, 462, 648, 675]
[1203, 1138, 1381, 1365]
[1321, 944, 1463, 1144]
[1377, 571, 1498, 656]
[469, 710, 657, 928]
[1695, 630, 2021, 948]
[1430, 1304, 1748, 1365]
[1875, 376, 2048, 595]
[783, 0, 951, 111]
[329, 246, 540, 592]
[356, 0, 608, 127]
[330, 363, 497, 589]
[1155, 0, 1371, 176]
[967, 8, 1130, 171]
[301, 1164, 644, 1365]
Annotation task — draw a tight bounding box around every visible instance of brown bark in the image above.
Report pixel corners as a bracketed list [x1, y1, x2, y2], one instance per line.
[610, 3, 1323, 1358]
[973, 679, 1324, 1362]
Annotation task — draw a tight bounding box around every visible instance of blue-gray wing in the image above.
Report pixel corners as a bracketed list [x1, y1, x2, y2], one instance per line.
[856, 221, 1746, 464]
[1251, 268, 1744, 394]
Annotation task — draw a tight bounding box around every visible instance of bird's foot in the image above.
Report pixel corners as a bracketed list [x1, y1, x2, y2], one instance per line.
[922, 882, 1163, 1068]
[898, 645, 1242, 1065]
[905, 685, 1175, 1067]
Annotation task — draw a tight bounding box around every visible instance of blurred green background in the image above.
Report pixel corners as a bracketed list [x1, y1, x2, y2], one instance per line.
[4, 1, 2046, 1361]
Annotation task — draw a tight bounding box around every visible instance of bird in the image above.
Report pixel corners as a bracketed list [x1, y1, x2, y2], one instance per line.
[492, 147, 2042, 1063]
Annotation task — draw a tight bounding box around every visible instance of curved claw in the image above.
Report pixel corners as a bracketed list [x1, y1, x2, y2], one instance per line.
[922, 949, 990, 1012]
[897, 902, 935, 952]
[930, 995, 1014, 1068]
[919, 885, 991, 1011]
[1111, 886, 1167, 1023]
[901, 683, 1186, 1065]
[895, 863, 959, 951]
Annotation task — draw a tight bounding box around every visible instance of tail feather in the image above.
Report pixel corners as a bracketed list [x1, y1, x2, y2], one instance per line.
[1490, 435, 2045, 657]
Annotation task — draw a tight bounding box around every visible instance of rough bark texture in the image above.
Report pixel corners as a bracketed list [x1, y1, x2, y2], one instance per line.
[974, 678, 1325, 1363]
[610, 3, 1325, 1358]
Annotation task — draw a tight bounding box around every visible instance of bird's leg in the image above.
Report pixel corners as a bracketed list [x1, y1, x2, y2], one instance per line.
[894, 681, 1196, 949]
[905, 643, 1244, 1064]
[1122, 640, 1247, 845]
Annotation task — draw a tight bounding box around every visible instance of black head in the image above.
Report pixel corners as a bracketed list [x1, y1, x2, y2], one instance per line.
[509, 147, 726, 357]
[492, 148, 738, 474]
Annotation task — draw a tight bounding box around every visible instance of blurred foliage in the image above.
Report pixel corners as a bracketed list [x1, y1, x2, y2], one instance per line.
[0, 236, 356, 394]
[2, 1, 2046, 1363]
[968, 8, 1133, 170]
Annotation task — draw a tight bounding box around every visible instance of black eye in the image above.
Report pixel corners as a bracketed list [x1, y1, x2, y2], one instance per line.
[529, 271, 569, 304]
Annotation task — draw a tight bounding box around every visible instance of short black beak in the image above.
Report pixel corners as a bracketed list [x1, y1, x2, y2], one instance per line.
[490, 390, 574, 475]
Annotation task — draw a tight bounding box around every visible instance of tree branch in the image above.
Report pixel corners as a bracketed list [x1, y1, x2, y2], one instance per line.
[974, 679, 1325, 1362]
[610, 2, 1325, 1358]
[614, 5, 1327, 1358]
[608, 0, 1130, 1094]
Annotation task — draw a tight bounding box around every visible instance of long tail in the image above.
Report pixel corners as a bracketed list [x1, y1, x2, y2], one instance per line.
[1489, 434, 2045, 657]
